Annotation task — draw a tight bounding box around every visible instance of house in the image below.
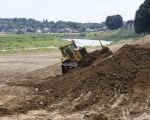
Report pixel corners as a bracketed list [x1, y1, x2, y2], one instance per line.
[36, 29, 42, 33]
[43, 28, 49, 33]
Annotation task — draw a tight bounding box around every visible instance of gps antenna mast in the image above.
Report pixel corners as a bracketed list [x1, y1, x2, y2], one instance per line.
[94, 33, 104, 48]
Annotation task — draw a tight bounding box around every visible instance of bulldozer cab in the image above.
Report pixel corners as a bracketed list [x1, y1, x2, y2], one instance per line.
[59, 40, 87, 73]
[60, 44, 75, 60]
[59, 40, 87, 62]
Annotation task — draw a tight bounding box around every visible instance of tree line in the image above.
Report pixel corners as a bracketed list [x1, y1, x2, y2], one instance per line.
[0, 14, 139, 34]
[0, 18, 105, 33]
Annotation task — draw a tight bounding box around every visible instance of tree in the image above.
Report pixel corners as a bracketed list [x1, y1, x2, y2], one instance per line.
[126, 20, 134, 29]
[105, 15, 123, 30]
[0, 18, 105, 33]
[134, 0, 150, 34]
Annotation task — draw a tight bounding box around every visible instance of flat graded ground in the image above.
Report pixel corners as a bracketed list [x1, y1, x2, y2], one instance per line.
[0, 53, 61, 83]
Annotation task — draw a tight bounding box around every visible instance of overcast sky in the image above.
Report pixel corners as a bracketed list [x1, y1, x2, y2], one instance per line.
[0, 0, 145, 23]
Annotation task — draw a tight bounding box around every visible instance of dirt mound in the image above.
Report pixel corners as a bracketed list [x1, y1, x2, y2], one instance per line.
[133, 35, 150, 48]
[87, 47, 111, 59]
[79, 47, 112, 67]
[34, 44, 150, 118]
[5, 47, 112, 112]
[4, 44, 150, 119]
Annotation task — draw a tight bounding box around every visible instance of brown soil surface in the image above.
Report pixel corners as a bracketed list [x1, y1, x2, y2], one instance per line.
[0, 53, 61, 83]
[0, 35, 150, 120]
[133, 35, 150, 48]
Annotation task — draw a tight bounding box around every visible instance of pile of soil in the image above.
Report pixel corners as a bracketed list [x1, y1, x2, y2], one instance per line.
[5, 44, 150, 119]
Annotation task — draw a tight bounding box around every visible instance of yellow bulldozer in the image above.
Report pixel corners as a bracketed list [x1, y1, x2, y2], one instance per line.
[59, 40, 87, 73]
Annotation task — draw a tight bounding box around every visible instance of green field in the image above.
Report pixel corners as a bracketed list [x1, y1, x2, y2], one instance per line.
[48, 29, 143, 41]
[0, 34, 69, 54]
[0, 29, 144, 54]
[80, 29, 143, 41]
